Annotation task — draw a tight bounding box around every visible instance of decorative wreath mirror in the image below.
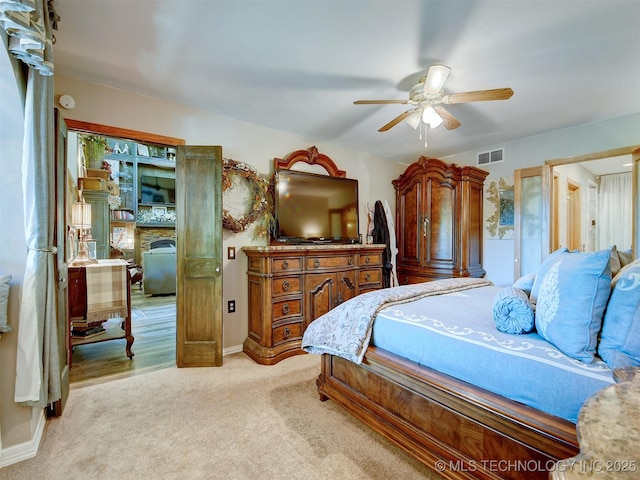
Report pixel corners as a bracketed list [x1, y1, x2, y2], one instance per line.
[222, 159, 271, 236]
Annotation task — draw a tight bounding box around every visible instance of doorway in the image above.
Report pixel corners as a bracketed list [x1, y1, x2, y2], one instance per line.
[64, 120, 184, 386]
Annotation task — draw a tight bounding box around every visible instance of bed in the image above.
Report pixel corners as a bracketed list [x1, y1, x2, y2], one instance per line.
[302, 247, 640, 480]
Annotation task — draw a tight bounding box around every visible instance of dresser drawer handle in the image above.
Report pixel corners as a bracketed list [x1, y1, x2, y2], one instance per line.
[348, 258, 353, 265]
[283, 327, 291, 339]
[364, 273, 371, 282]
[282, 260, 289, 270]
[314, 259, 320, 268]
[282, 280, 290, 291]
[282, 303, 290, 315]
[365, 256, 370, 264]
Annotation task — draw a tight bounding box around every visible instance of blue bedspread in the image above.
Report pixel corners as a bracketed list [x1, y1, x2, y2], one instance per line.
[302, 277, 493, 363]
[372, 285, 614, 422]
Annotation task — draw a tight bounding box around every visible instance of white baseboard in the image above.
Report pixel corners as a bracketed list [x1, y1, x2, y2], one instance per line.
[0, 408, 45, 468]
[223, 344, 243, 356]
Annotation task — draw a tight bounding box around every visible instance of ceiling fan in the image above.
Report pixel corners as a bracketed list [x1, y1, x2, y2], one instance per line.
[354, 65, 513, 140]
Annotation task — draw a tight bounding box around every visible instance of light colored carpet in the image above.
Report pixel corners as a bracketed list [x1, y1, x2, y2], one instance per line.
[3, 353, 442, 479]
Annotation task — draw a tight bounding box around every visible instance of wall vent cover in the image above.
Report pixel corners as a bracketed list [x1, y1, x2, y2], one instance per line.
[477, 148, 504, 166]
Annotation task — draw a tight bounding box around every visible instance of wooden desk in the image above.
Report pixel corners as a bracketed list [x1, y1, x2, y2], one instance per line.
[68, 259, 134, 366]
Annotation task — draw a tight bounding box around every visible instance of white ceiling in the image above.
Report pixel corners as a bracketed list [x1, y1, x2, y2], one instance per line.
[52, 1, 640, 164]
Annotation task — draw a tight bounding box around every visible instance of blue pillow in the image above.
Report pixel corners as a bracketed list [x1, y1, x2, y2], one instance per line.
[529, 248, 568, 305]
[598, 260, 640, 368]
[534, 248, 612, 363]
[493, 287, 535, 334]
[513, 272, 536, 296]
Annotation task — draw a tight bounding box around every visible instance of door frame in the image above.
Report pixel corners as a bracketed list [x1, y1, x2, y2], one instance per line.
[61, 120, 186, 370]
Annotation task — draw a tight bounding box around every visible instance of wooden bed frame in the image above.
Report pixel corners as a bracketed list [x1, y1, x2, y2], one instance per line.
[317, 347, 579, 480]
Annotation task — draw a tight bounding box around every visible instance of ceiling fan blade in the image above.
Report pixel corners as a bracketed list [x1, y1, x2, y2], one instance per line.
[354, 99, 409, 105]
[433, 106, 461, 130]
[423, 64, 451, 94]
[378, 110, 415, 132]
[443, 87, 514, 104]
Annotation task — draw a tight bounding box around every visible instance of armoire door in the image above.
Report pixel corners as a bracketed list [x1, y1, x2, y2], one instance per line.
[424, 174, 457, 272]
[176, 146, 223, 367]
[396, 176, 423, 267]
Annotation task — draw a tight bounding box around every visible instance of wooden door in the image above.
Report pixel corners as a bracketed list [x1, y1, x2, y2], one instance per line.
[514, 166, 549, 279]
[566, 180, 581, 251]
[50, 109, 70, 416]
[176, 146, 223, 367]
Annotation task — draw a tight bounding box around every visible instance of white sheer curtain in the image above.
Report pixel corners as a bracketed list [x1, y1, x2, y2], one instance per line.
[597, 172, 632, 251]
[1, 0, 60, 407]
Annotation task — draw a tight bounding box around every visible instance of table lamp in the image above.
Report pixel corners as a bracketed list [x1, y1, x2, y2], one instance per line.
[70, 195, 98, 266]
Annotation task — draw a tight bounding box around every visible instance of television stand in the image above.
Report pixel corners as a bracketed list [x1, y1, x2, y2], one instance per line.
[242, 244, 385, 365]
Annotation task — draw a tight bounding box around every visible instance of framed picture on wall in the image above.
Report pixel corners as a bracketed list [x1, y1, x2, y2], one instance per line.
[137, 144, 149, 157]
[151, 206, 167, 220]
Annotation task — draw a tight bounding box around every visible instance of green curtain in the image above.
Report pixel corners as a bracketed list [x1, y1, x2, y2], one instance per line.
[1, 0, 60, 407]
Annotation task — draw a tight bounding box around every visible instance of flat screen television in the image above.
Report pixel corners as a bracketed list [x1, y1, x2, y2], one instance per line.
[139, 175, 176, 204]
[274, 169, 359, 244]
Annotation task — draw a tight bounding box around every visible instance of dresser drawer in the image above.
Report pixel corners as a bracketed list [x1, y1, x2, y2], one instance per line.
[272, 298, 302, 321]
[272, 322, 303, 346]
[306, 255, 355, 270]
[359, 268, 381, 286]
[360, 252, 382, 267]
[272, 276, 302, 296]
[273, 256, 303, 273]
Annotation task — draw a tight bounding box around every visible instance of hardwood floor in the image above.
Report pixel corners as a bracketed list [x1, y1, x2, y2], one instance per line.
[69, 288, 176, 389]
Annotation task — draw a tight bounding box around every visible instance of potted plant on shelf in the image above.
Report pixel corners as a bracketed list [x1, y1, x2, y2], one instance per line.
[80, 134, 111, 170]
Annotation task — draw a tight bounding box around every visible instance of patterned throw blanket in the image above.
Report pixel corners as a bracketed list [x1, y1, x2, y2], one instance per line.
[85, 260, 128, 321]
[302, 277, 493, 364]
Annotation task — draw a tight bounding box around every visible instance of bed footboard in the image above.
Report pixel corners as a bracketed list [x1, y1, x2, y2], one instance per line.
[317, 348, 579, 480]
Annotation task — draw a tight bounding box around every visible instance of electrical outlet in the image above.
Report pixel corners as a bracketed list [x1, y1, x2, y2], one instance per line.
[227, 300, 236, 313]
[228, 246, 236, 259]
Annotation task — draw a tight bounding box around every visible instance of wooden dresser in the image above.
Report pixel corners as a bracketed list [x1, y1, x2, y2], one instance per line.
[243, 244, 385, 365]
[393, 156, 488, 284]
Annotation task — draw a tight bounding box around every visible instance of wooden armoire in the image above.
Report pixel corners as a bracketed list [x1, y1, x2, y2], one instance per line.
[393, 156, 489, 284]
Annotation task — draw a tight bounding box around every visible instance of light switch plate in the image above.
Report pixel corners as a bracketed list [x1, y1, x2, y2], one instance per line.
[228, 247, 236, 259]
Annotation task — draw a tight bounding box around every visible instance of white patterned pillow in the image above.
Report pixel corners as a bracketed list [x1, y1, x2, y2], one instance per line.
[534, 249, 612, 363]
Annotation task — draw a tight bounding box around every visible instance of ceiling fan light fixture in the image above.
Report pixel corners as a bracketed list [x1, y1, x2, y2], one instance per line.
[422, 106, 443, 129]
[423, 64, 451, 94]
[405, 110, 422, 129]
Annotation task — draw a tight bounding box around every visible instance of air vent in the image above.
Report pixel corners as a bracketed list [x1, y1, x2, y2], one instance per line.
[477, 148, 504, 166]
